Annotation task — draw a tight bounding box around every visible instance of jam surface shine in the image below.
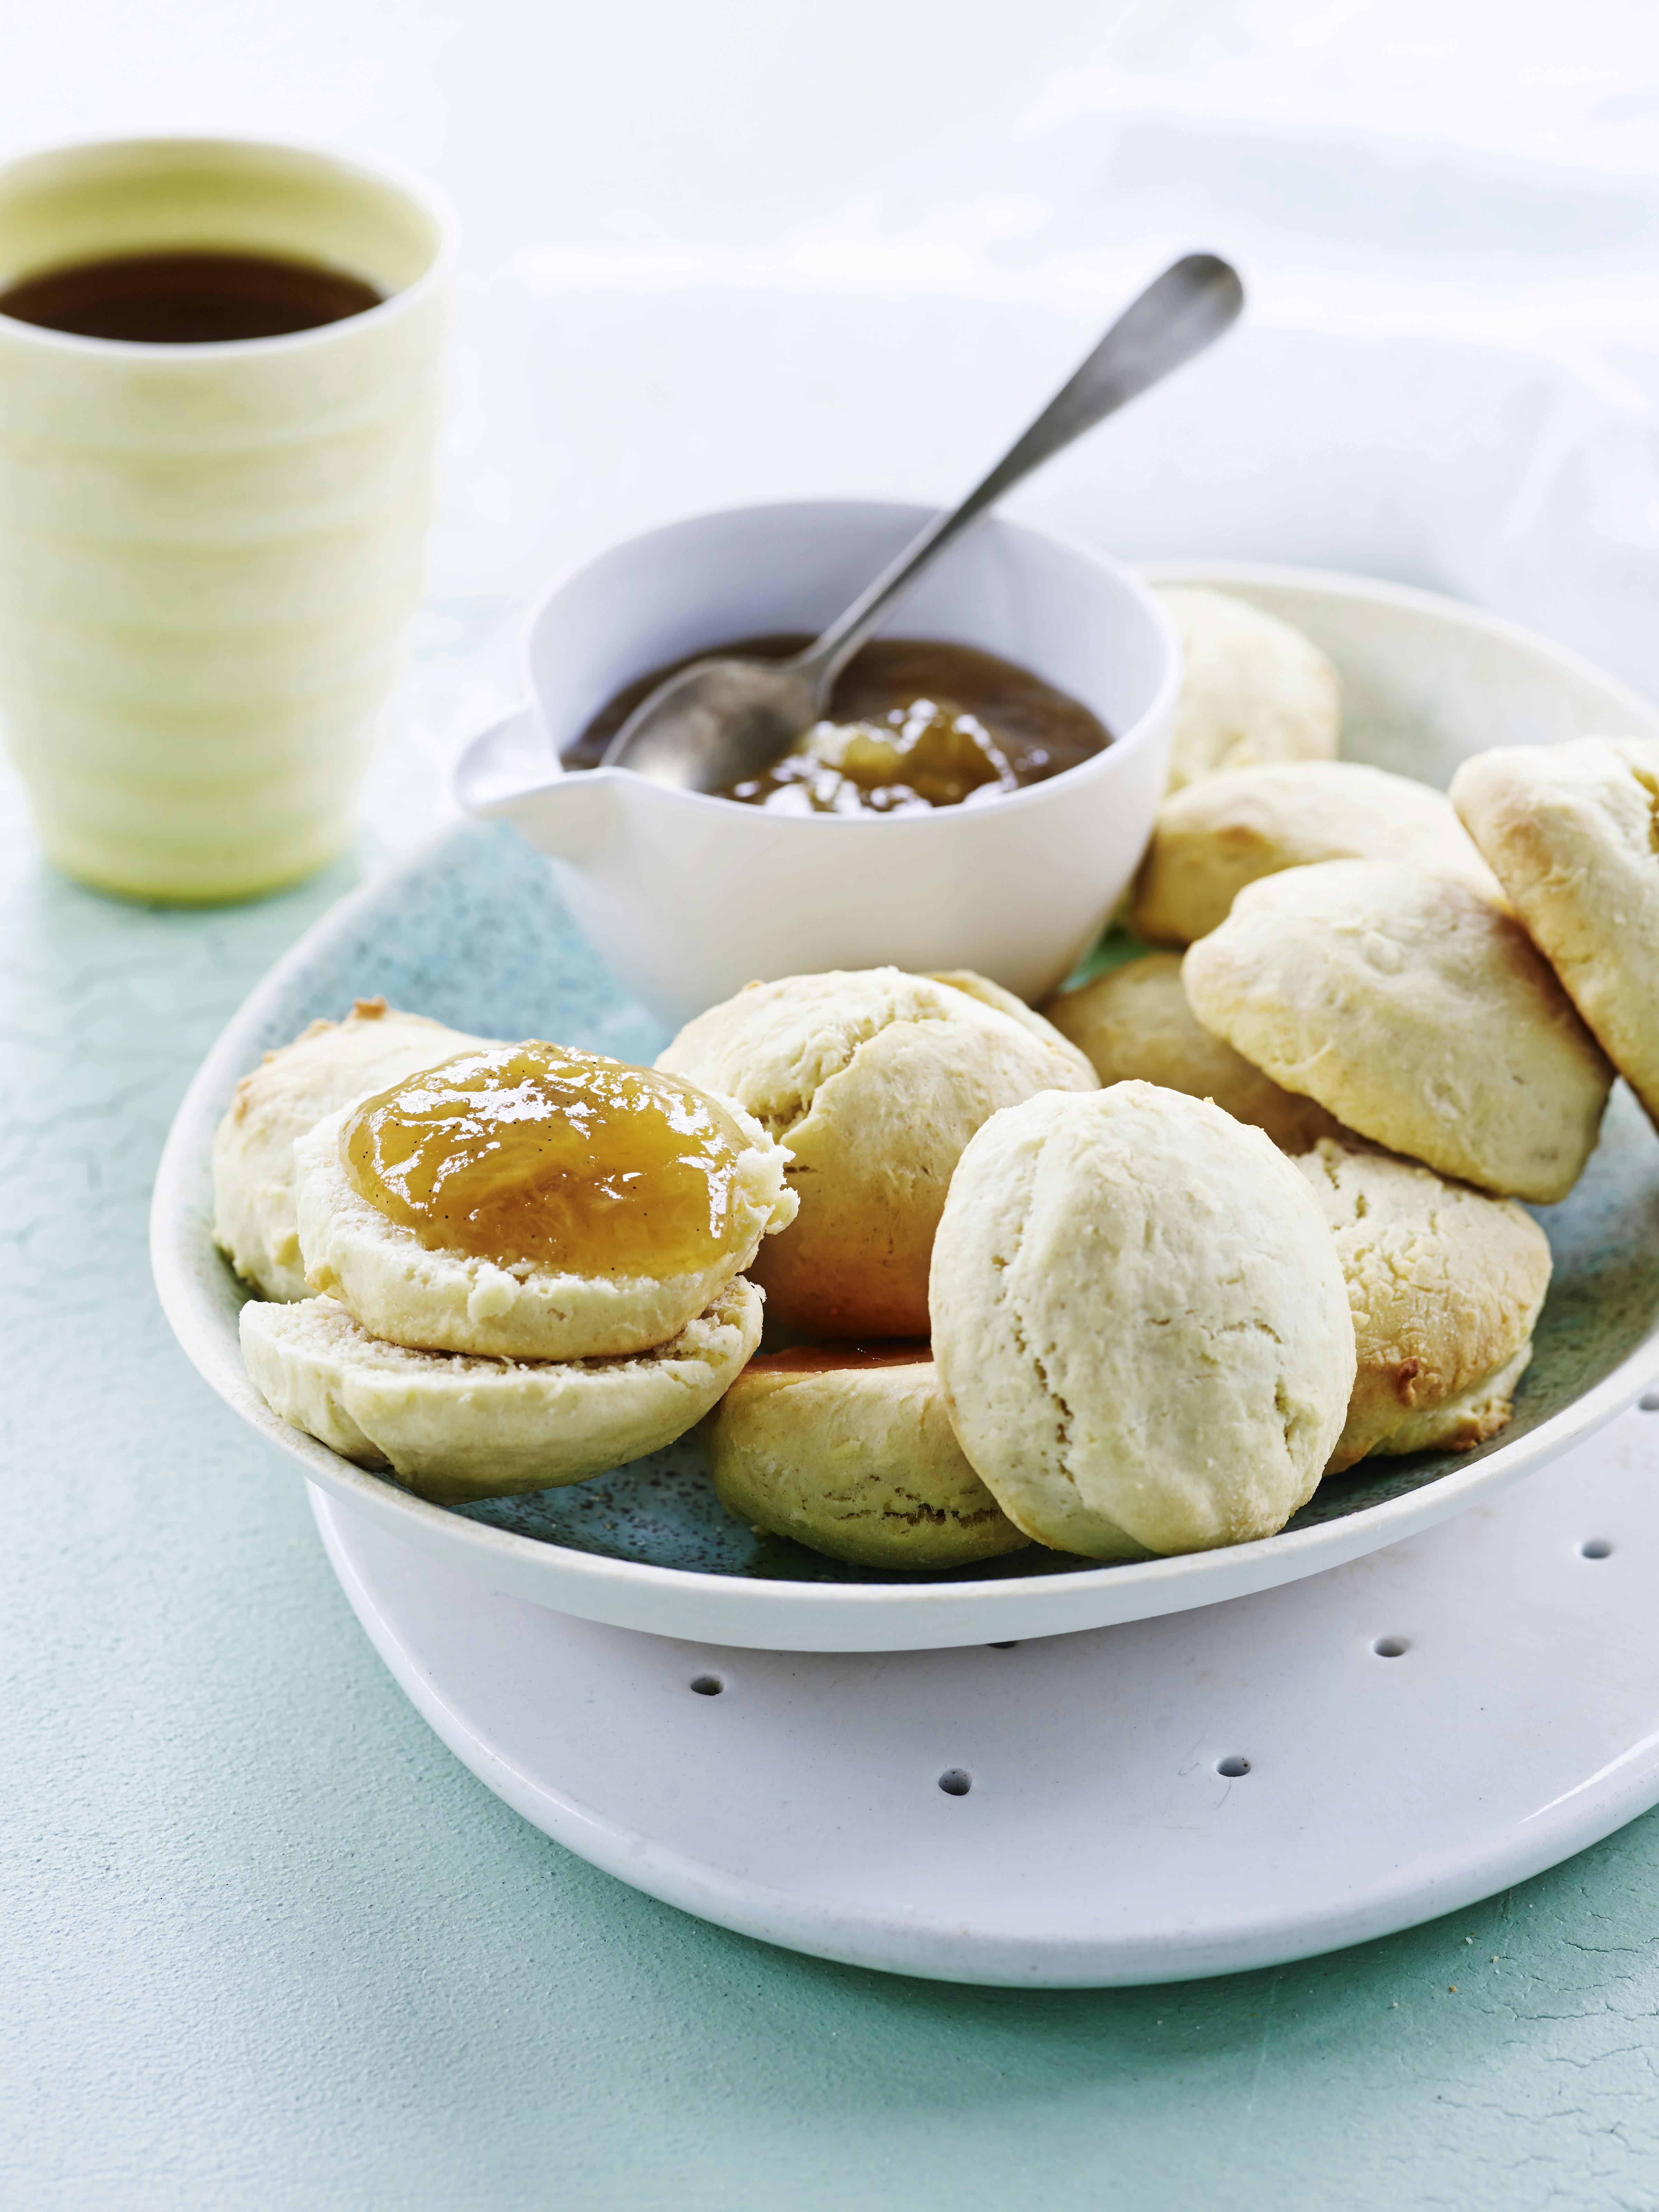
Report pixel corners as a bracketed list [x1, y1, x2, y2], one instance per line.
[343, 1043, 752, 1275]
[568, 635, 1111, 814]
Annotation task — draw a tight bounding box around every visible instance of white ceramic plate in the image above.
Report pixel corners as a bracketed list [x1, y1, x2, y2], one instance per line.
[151, 564, 1659, 1652]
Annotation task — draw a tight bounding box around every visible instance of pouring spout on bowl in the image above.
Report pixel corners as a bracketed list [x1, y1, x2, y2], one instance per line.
[455, 702, 623, 862]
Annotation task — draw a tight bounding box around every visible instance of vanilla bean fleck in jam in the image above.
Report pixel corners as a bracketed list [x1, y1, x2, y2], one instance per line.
[342, 1044, 753, 1275]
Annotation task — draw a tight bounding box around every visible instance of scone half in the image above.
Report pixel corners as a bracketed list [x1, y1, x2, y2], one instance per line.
[702, 1348, 1031, 1571]
[212, 1000, 496, 1302]
[241, 1278, 763, 1505]
[295, 1096, 795, 1361]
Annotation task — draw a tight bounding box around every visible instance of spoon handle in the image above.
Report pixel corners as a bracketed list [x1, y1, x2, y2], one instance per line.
[799, 251, 1245, 701]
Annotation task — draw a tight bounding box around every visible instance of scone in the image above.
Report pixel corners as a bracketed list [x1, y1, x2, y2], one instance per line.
[927, 970, 1097, 1083]
[1133, 760, 1503, 945]
[656, 968, 1096, 1337]
[702, 1346, 1031, 1570]
[1041, 952, 1344, 1152]
[1297, 1140, 1552, 1471]
[213, 998, 493, 1300]
[294, 1043, 796, 1360]
[241, 1279, 762, 1506]
[1156, 585, 1340, 793]
[930, 1084, 1355, 1559]
[1182, 861, 1613, 1202]
[1452, 737, 1659, 1128]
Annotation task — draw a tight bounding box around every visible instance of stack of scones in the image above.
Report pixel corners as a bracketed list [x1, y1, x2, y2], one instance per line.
[220, 588, 1659, 1569]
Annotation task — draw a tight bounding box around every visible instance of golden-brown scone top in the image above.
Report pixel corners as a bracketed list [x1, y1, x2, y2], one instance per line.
[1042, 952, 1345, 1153]
[1134, 759, 1503, 945]
[655, 967, 1097, 1337]
[1182, 860, 1613, 1203]
[1297, 1140, 1552, 1472]
[212, 998, 495, 1301]
[1155, 585, 1340, 793]
[1452, 736, 1659, 1129]
[702, 1347, 1030, 1570]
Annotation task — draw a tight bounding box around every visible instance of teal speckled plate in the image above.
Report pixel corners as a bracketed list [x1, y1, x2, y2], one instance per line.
[152, 566, 1659, 1651]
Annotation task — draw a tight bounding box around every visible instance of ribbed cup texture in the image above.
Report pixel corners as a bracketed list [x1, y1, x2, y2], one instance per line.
[0, 139, 449, 900]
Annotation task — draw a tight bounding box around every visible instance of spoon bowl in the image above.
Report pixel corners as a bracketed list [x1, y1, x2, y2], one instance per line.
[608, 655, 818, 794]
[455, 498, 1181, 1022]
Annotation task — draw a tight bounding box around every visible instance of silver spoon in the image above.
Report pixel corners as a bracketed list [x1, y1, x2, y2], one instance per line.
[601, 251, 1244, 792]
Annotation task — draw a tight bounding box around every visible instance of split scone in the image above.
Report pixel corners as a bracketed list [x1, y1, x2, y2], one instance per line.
[1041, 952, 1344, 1153]
[295, 1041, 796, 1359]
[702, 1346, 1030, 1570]
[1133, 760, 1503, 945]
[930, 1084, 1355, 1559]
[213, 998, 494, 1300]
[655, 968, 1095, 1337]
[1452, 737, 1659, 1128]
[242, 1279, 762, 1505]
[1297, 1140, 1552, 1471]
[1155, 586, 1340, 794]
[1182, 861, 1613, 1203]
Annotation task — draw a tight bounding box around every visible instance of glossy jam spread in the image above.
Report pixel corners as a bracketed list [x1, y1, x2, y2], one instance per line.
[569, 635, 1110, 814]
[342, 1043, 753, 1276]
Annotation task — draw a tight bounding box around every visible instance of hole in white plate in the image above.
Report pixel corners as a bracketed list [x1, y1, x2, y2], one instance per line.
[938, 1768, 972, 1796]
[1640, 1392, 1659, 1412]
[1373, 1636, 1409, 1658]
[1580, 1539, 1614, 1560]
[1216, 1755, 1251, 1779]
[988, 1641, 1018, 1650]
[689, 1674, 724, 1696]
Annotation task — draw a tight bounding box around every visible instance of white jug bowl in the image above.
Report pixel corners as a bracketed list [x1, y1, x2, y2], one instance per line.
[454, 500, 1179, 1026]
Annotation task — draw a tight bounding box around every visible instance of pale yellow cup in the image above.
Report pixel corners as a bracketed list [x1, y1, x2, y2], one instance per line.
[0, 137, 453, 901]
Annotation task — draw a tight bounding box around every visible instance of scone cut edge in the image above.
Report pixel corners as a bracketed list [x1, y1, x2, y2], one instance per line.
[241, 1278, 764, 1505]
[293, 1090, 795, 1361]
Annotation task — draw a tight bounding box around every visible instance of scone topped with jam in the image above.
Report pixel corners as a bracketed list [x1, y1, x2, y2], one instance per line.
[294, 1040, 796, 1360]
[212, 998, 496, 1301]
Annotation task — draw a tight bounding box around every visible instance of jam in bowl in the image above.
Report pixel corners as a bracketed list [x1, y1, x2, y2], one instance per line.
[453, 500, 1180, 1026]
[568, 633, 1113, 815]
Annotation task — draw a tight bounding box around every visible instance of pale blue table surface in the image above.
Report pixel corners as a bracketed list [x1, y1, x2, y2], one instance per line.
[7, 777, 1659, 2212]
